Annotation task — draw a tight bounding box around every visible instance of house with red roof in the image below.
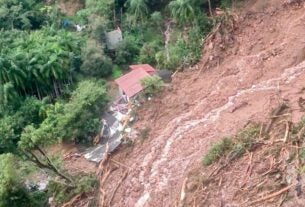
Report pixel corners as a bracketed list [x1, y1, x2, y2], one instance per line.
[129, 64, 156, 75]
[115, 66, 154, 100]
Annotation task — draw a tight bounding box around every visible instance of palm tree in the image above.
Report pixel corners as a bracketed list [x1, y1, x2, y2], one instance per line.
[126, 0, 149, 25]
[168, 0, 196, 24]
[0, 82, 19, 106]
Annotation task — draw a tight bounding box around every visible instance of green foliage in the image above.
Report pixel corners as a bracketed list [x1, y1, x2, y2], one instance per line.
[125, 0, 149, 25]
[156, 15, 211, 70]
[202, 125, 260, 166]
[111, 65, 123, 79]
[79, 0, 114, 20]
[138, 40, 163, 65]
[0, 82, 20, 108]
[0, 28, 84, 98]
[202, 138, 233, 166]
[0, 0, 48, 30]
[114, 33, 142, 65]
[88, 16, 109, 43]
[220, 0, 233, 8]
[0, 154, 31, 207]
[0, 98, 44, 153]
[169, 0, 197, 24]
[150, 11, 163, 27]
[56, 79, 108, 140]
[81, 40, 113, 78]
[19, 79, 108, 147]
[48, 174, 96, 204]
[29, 191, 48, 207]
[229, 126, 259, 160]
[140, 76, 164, 97]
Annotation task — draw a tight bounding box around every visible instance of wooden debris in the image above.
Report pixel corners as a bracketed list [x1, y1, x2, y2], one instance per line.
[110, 158, 131, 169]
[178, 178, 188, 207]
[61, 193, 83, 207]
[264, 103, 288, 135]
[109, 170, 129, 206]
[248, 184, 295, 205]
[283, 121, 290, 143]
[96, 144, 111, 207]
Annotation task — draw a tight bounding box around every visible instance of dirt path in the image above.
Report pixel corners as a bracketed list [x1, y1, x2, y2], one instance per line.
[105, 1, 305, 206]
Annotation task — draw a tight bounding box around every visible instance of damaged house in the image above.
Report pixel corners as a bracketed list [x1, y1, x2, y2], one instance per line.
[115, 65, 156, 101]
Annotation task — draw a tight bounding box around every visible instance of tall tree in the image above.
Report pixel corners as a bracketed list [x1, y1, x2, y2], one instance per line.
[168, 0, 196, 24]
[126, 0, 149, 25]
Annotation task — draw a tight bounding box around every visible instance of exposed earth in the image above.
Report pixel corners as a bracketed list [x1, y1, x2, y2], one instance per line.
[99, 0, 305, 206]
[60, 0, 305, 206]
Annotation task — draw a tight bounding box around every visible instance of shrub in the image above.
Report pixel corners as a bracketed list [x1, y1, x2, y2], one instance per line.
[81, 40, 113, 78]
[56, 79, 108, 141]
[0, 98, 44, 154]
[29, 191, 48, 207]
[0, 0, 48, 30]
[150, 11, 163, 27]
[48, 174, 96, 204]
[0, 154, 31, 207]
[138, 40, 162, 65]
[111, 65, 123, 79]
[140, 76, 164, 97]
[202, 138, 234, 166]
[114, 32, 142, 65]
[202, 125, 260, 166]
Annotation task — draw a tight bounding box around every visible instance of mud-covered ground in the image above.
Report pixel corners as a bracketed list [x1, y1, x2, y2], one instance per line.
[97, 1, 305, 206]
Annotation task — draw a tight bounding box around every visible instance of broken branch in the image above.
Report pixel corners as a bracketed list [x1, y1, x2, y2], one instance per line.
[248, 184, 295, 205]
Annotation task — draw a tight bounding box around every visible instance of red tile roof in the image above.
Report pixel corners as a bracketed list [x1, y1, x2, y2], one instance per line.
[115, 68, 150, 98]
[129, 64, 156, 75]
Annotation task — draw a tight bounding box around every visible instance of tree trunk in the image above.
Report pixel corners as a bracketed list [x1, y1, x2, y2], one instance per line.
[208, 0, 213, 17]
[25, 149, 74, 184]
[36, 147, 74, 183]
[53, 80, 59, 98]
[35, 82, 42, 100]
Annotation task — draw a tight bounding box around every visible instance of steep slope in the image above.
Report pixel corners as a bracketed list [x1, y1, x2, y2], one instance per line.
[103, 0, 305, 206]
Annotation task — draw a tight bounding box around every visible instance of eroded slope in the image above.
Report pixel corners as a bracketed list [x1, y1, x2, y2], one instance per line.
[104, 1, 305, 206]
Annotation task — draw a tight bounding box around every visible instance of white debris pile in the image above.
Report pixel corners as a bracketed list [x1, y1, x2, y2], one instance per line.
[84, 96, 138, 163]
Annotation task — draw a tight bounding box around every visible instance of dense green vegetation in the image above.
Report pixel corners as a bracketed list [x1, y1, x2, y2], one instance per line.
[0, 0, 235, 205]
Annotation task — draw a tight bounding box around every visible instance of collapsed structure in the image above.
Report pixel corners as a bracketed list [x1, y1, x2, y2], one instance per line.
[84, 64, 158, 162]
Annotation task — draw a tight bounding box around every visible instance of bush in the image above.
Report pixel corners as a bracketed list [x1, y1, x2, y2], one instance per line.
[81, 40, 113, 78]
[0, 98, 44, 154]
[48, 174, 96, 204]
[202, 125, 260, 166]
[150, 11, 163, 27]
[202, 138, 234, 166]
[111, 65, 123, 79]
[138, 40, 162, 65]
[114, 33, 142, 65]
[0, 154, 31, 207]
[140, 76, 164, 97]
[0, 0, 48, 30]
[56, 79, 108, 141]
[88, 15, 109, 44]
[29, 191, 48, 207]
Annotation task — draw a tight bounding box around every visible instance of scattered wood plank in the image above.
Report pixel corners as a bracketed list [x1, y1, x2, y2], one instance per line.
[178, 178, 188, 207]
[248, 184, 295, 206]
[109, 170, 129, 206]
[61, 193, 83, 207]
[264, 103, 288, 135]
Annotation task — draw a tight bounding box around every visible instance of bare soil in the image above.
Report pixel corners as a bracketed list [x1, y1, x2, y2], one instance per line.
[87, 0, 305, 206]
[58, 0, 83, 16]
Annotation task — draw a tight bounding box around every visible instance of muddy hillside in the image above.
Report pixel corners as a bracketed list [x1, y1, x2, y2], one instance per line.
[100, 0, 305, 206]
